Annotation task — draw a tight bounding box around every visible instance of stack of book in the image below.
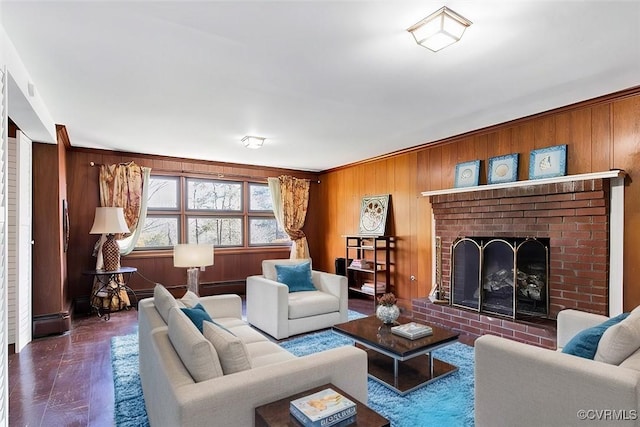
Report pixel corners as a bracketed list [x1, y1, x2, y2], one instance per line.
[349, 259, 372, 270]
[391, 322, 433, 340]
[360, 282, 386, 295]
[290, 388, 357, 427]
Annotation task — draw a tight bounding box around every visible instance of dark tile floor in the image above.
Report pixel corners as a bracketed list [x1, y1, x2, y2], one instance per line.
[8, 296, 376, 427]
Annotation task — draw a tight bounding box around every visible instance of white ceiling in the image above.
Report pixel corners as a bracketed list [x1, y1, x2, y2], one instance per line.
[2, 1, 639, 172]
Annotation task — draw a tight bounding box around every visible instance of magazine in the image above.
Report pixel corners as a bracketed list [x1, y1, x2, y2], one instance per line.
[289, 388, 357, 427]
[391, 322, 433, 339]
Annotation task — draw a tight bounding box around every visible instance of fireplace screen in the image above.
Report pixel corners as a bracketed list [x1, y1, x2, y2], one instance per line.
[451, 237, 549, 319]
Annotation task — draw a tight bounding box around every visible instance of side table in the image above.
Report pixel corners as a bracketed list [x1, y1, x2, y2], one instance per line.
[255, 383, 389, 427]
[83, 267, 138, 320]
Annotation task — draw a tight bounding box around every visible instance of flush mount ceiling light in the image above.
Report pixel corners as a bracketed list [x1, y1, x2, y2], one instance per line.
[242, 135, 266, 149]
[407, 6, 472, 52]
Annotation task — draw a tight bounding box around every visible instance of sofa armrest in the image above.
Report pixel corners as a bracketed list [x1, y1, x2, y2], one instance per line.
[475, 334, 640, 427]
[181, 346, 369, 427]
[557, 309, 609, 349]
[197, 294, 243, 319]
[246, 275, 289, 339]
[312, 271, 348, 322]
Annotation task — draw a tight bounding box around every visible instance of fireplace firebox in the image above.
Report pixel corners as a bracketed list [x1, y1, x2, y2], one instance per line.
[451, 237, 549, 319]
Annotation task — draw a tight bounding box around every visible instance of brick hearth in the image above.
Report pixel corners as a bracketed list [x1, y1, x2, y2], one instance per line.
[414, 176, 615, 349]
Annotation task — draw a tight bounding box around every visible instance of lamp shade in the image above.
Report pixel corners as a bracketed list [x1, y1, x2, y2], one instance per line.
[407, 6, 472, 52]
[173, 244, 214, 268]
[89, 207, 130, 234]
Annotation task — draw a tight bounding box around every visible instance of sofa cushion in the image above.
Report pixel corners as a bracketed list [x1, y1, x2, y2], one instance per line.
[288, 291, 340, 320]
[595, 311, 640, 365]
[275, 262, 316, 292]
[262, 258, 312, 281]
[246, 341, 296, 368]
[203, 321, 251, 375]
[180, 290, 200, 308]
[180, 303, 213, 333]
[167, 308, 223, 382]
[562, 312, 629, 359]
[154, 284, 179, 323]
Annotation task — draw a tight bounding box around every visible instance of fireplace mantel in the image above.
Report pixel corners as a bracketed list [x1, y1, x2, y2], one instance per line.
[421, 170, 626, 198]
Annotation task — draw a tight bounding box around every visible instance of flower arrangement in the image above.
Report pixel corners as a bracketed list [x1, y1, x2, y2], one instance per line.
[377, 292, 397, 307]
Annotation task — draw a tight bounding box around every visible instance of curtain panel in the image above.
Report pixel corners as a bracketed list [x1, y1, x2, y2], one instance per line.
[278, 175, 310, 259]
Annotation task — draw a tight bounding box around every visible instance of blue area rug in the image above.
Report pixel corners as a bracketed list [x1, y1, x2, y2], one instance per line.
[110, 310, 474, 426]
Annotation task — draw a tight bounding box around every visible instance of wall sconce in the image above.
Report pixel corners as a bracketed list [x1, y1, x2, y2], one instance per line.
[242, 136, 266, 149]
[407, 6, 472, 52]
[89, 207, 130, 271]
[173, 243, 214, 296]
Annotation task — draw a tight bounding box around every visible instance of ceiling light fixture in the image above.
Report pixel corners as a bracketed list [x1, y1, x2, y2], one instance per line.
[407, 6, 472, 52]
[242, 135, 266, 149]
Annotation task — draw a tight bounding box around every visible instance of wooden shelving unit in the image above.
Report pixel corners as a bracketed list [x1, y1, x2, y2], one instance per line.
[344, 235, 394, 309]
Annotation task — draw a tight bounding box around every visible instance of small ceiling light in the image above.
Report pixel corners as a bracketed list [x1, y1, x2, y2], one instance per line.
[407, 6, 472, 52]
[242, 135, 266, 149]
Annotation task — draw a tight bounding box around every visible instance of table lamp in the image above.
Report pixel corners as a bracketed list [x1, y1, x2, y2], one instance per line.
[90, 207, 130, 271]
[173, 243, 214, 296]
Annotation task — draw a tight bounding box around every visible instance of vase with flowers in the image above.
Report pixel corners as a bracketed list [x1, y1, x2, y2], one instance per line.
[376, 292, 400, 324]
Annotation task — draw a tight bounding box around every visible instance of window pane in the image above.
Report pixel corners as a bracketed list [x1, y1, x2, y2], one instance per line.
[186, 179, 242, 211]
[187, 217, 242, 246]
[249, 218, 290, 245]
[249, 183, 273, 211]
[136, 216, 179, 248]
[148, 176, 179, 209]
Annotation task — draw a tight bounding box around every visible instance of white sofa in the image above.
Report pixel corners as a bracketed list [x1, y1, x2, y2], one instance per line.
[246, 259, 348, 339]
[138, 285, 368, 427]
[475, 309, 640, 427]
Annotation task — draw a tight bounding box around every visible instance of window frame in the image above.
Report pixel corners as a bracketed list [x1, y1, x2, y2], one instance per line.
[135, 174, 291, 251]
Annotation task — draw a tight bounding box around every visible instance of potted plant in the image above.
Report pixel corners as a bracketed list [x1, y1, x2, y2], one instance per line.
[376, 292, 400, 324]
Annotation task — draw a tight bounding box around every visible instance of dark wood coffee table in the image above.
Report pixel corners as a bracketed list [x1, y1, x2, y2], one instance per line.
[332, 315, 459, 395]
[255, 383, 390, 426]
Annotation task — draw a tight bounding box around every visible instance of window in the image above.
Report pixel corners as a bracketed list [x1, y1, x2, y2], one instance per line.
[136, 176, 289, 249]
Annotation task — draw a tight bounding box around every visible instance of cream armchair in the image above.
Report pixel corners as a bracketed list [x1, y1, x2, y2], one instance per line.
[246, 259, 348, 339]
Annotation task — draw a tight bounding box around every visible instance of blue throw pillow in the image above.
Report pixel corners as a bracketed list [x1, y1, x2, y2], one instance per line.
[275, 262, 316, 293]
[562, 312, 630, 359]
[180, 303, 213, 333]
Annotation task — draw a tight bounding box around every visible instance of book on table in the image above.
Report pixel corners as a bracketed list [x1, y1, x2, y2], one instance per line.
[289, 388, 357, 427]
[391, 322, 433, 339]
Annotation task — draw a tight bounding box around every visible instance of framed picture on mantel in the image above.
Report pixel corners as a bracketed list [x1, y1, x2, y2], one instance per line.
[454, 160, 480, 188]
[529, 144, 567, 180]
[488, 153, 519, 184]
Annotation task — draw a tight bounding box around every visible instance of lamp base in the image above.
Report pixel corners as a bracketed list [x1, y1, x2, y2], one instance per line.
[186, 267, 200, 296]
[102, 234, 120, 271]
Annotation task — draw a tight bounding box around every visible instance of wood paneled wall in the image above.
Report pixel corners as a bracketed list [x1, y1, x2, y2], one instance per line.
[64, 148, 320, 306]
[313, 88, 640, 312]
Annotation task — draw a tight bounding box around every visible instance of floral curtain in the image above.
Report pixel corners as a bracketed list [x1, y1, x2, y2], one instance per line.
[93, 161, 150, 311]
[278, 175, 310, 259]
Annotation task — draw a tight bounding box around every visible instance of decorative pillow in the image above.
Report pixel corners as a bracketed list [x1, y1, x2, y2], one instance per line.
[180, 290, 200, 308]
[154, 284, 179, 323]
[180, 303, 213, 333]
[595, 312, 640, 364]
[262, 259, 312, 281]
[167, 308, 223, 382]
[203, 321, 251, 375]
[562, 312, 630, 359]
[275, 262, 316, 293]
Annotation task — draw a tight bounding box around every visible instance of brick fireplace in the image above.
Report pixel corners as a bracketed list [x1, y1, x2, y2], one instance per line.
[413, 171, 625, 349]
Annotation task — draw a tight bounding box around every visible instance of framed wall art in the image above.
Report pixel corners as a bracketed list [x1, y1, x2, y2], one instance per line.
[529, 144, 567, 180]
[454, 160, 480, 188]
[358, 194, 390, 236]
[488, 153, 519, 184]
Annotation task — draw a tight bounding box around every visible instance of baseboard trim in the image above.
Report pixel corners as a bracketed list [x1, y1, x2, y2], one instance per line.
[33, 310, 71, 337]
